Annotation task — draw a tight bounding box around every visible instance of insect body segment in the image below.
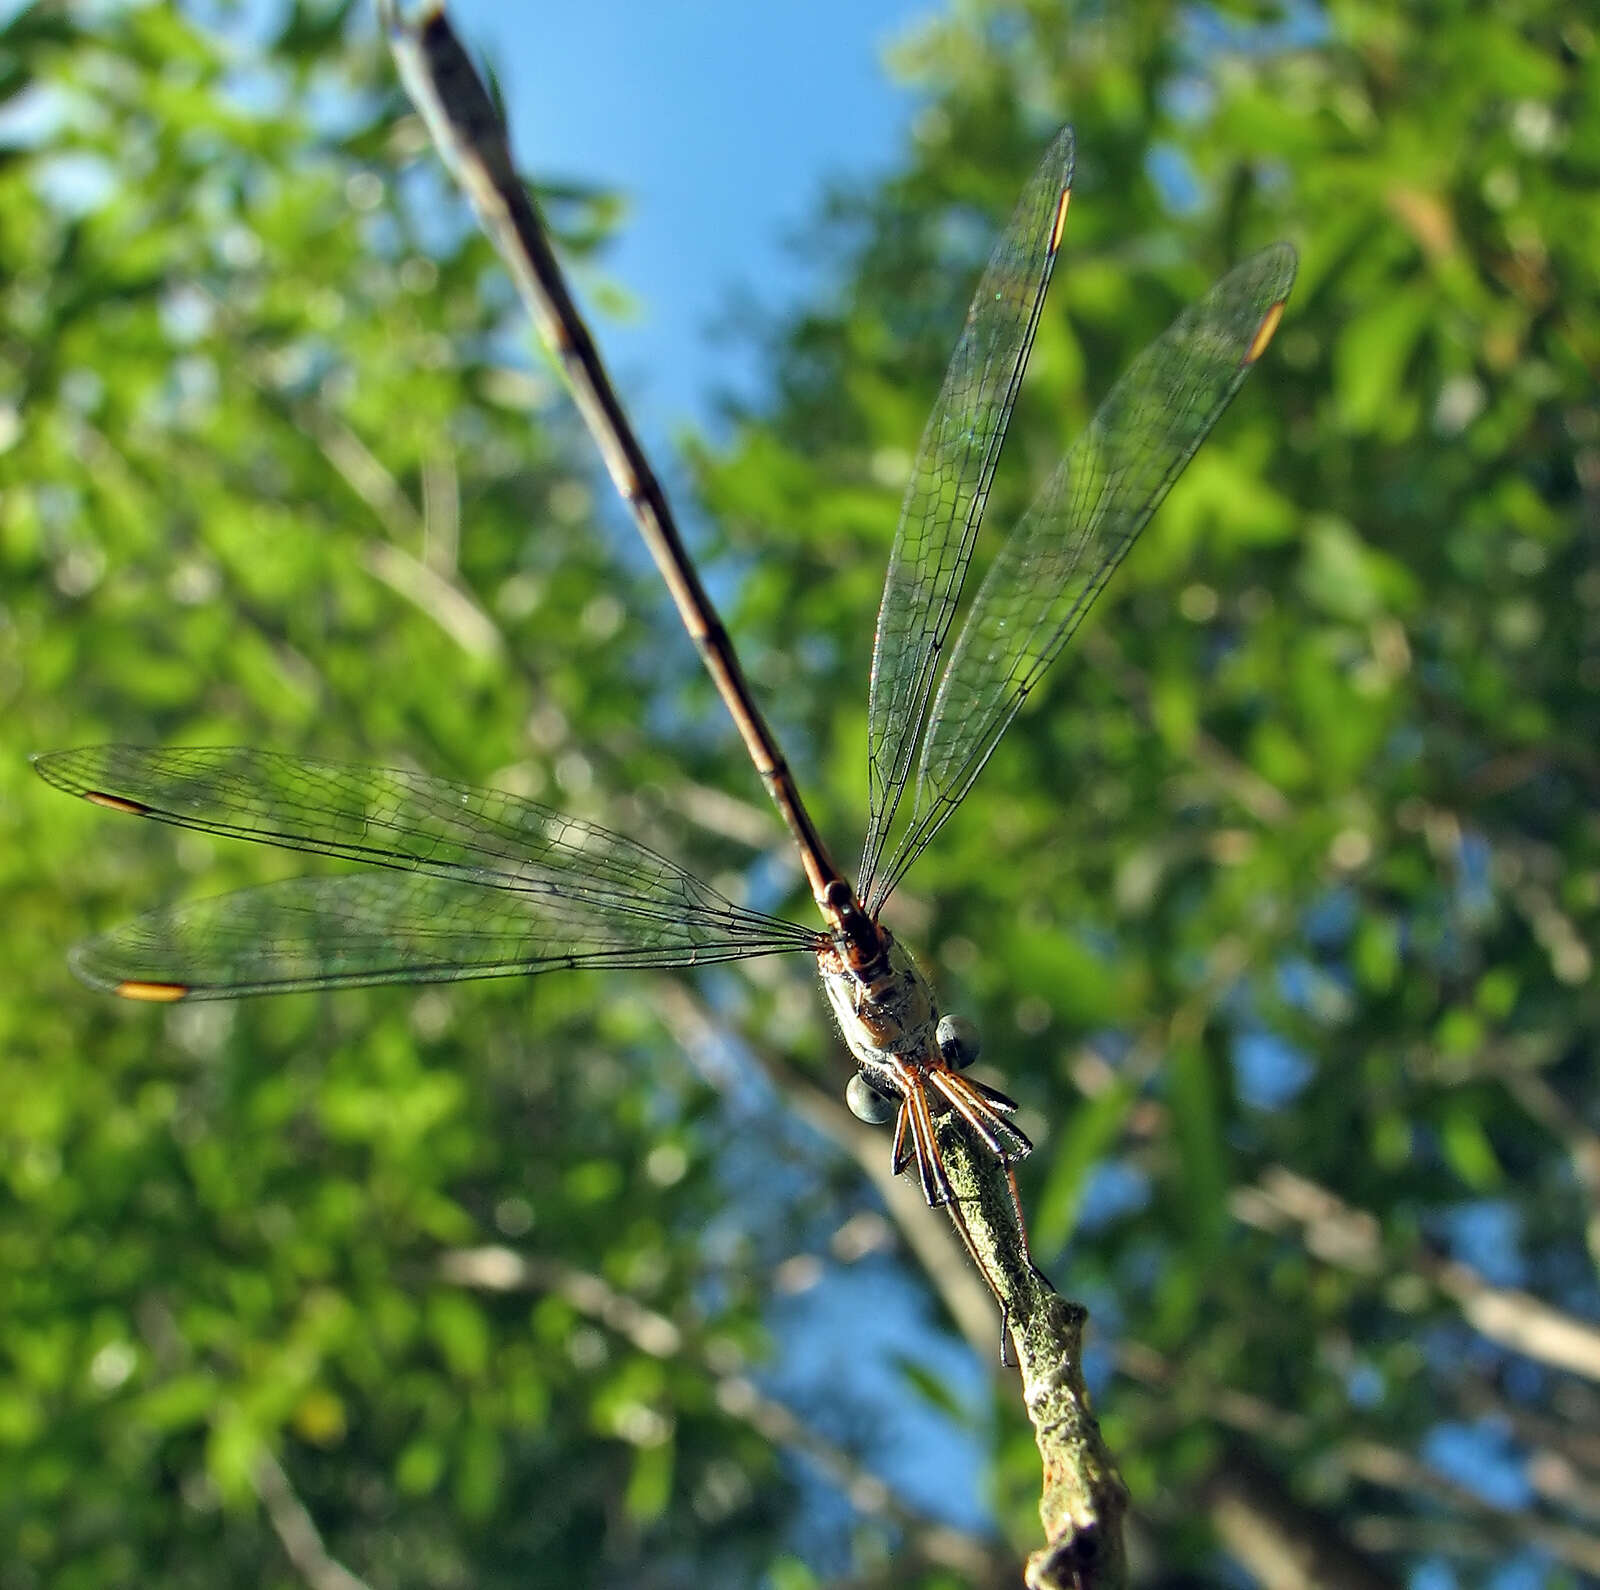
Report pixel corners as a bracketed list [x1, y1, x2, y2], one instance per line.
[819, 932, 1030, 1205]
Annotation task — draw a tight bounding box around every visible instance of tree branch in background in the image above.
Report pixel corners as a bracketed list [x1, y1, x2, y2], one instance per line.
[651, 971, 1005, 1359]
[1120, 1341, 1600, 1580]
[1234, 1166, 1600, 1384]
[1206, 1443, 1403, 1590]
[252, 1451, 373, 1590]
[437, 1245, 1014, 1584]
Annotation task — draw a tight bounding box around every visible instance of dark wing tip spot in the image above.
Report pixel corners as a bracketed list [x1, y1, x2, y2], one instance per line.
[1049, 187, 1071, 254]
[115, 980, 190, 1003]
[85, 791, 152, 816]
[1243, 297, 1287, 366]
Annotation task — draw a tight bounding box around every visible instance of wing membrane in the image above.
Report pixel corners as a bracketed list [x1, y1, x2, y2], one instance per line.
[859, 127, 1074, 900]
[67, 872, 809, 999]
[34, 746, 816, 996]
[868, 243, 1297, 908]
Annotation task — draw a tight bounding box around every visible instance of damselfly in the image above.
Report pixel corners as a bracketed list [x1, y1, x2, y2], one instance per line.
[33, 3, 1294, 1207]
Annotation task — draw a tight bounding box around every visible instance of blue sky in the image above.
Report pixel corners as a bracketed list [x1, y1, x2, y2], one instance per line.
[447, 0, 935, 437]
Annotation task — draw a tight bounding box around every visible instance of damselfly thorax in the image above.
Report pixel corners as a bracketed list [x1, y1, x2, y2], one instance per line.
[818, 925, 1029, 1206]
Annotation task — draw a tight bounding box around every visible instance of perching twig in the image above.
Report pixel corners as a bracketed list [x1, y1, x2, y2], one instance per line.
[937, 1125, 1128, 1589]
[652, 974, 1127, 1583]
[379, 0, 848, 909]
[379, 4, 1127, 1579]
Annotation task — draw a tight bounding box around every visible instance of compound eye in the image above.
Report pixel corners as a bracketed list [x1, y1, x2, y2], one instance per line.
[936, 1013, 981, 1070]
[845, 1071, 897, 1125]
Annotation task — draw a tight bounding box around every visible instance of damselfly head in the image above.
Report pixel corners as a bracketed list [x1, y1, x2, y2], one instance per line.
[821, 877, 889, 975]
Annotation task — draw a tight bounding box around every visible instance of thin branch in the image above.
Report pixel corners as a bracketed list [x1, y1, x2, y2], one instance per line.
[660, 775, 789, 852]
[1484, 1045, 1600, 1271]
[278, 381, 504, 659]
[251, 1450, 372, 1590]
[1428, 1256, 1600, 1383]
[380, 0, 847, 906]
[421, 449, 460, 573]
[360, 537, 504, 658]
[1341, 1439, 1600, 1575]
[380, 7, 1127, 1578]
[1207, 1444, 1403, 1590]
[1454, 1373, 1600, 1483]
[937, 1127, 1128, 1590]
[655, 975, 1126, 1584]
[128, 1295, 371, 1590]
[195, 277, 508, 662]
[294, 397, 426, 545]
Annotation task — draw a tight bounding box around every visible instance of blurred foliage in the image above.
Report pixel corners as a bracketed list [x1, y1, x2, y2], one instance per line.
[2, 0, 1597, 1587]
[700, 0, 1600, 1580]
[1, 3, 804, 1585]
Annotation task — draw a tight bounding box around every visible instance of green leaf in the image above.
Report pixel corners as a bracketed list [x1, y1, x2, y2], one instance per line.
[889, 1353, 972, 1424]
[624, 1438, 674, 1524]
[1167, 1038, 1227, 1257]
[396, 1437, 445, 1497]
[454, 1422, 503, 1520]
[1032, 1077, 1139, 1254]
[1333, 284, 1430, 435]
[426, 1292, 491, 1381]
[1441, 1105, 1503, 1192]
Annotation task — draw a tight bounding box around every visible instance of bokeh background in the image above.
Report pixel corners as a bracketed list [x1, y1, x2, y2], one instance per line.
[3, 1, 1597, 1586]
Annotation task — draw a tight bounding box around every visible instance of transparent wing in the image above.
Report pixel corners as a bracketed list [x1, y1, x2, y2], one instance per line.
[867, 243, 1297, 910]
[858, 126, 1074, 900]
[65, 872, 810, 999]
[33, 746, 816, 998]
